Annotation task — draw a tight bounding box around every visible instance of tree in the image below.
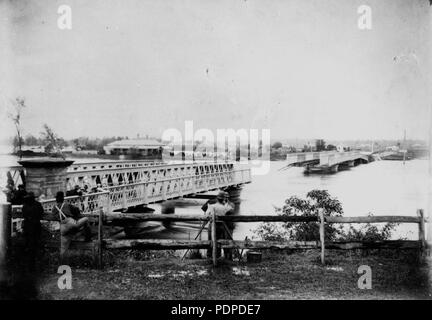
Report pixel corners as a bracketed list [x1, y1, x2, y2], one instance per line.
[7, 97, 26, 158]
[40, 124, 65, 159]
[315, 139, 326, 152]
[254, 190, 397, 242]
[277, 189, 344, 241]
[272, 141, 283, 149]
[326, 144, 337, 151]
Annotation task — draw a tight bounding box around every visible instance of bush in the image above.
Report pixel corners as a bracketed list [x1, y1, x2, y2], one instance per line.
[342, 217, 398, 241]
[253, 190, 397, 242]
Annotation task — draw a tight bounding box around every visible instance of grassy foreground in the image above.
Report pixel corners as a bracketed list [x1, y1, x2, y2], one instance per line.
[31, 248, 431, 300]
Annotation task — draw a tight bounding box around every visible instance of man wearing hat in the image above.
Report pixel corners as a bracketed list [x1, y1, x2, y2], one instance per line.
[52, 191, 92, 258]
[205, 190, 234, 260]
[22, 192, 44, 272]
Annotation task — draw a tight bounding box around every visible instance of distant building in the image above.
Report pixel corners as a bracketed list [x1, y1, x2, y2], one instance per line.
[61, 146, 75, 154]
[72, 149, 99, 155]
[336, 145, 350, 152]
[103, 139, 165, 158]
[18, 145, 46, 156]
[386, 145, 400, 152]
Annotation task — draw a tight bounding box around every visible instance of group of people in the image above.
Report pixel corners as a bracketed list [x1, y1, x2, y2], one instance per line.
[16, 185, 93, 267]
[9, 181, 235, 266]
[65, 184, 106, 213]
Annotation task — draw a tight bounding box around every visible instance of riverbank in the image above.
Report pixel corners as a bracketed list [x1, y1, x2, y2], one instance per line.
[33, 249, 430, 300]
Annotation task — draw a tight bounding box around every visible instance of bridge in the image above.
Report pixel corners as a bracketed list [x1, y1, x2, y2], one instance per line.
[285, 151, 370, 173]
[1, 159, 252, 215]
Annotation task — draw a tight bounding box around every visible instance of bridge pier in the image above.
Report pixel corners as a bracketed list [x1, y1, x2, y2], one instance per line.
[18, 159, 74, 199]
[329, 165, 339, 173]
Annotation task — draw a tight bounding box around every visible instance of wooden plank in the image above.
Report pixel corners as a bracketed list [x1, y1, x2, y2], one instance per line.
[325, 216, 420, 224]
[11, 211, 421, 225]
[325, 240, 421, 250]
[211, 211, 217, 267]
[183, 194, 216, 200]
[104, 213, 209, 223]
[218, 240, 420, 250]
[319, 209, 325, 264]
[417, 209, 425, 249]
[12, 211, 100, 222]
[104, 239, 211, 250]
[218, 240, 319, 249]
[218, 215, 319, 222]
[97, 207, 103, 269]
[41, 240, 95, 250]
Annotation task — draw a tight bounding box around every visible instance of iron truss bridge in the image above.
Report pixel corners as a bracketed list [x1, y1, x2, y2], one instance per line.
[2, 160, 252, 214]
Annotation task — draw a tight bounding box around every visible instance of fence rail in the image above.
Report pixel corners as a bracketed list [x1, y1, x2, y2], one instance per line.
[6, 205, 427, 268]
[97, 211, 427, 267]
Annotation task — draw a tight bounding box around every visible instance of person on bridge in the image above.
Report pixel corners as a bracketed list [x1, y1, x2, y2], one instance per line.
[205, 190, 234, 260]
[52, 191, 92, 258]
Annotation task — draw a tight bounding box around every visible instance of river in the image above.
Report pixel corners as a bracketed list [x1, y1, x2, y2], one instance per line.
[174, 159, 429, 240]
[1, 154, 428, 240]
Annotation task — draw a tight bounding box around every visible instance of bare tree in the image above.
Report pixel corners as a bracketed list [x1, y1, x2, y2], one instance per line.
[7, 97, 26, 159]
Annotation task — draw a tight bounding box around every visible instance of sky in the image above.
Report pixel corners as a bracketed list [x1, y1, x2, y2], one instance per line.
[0, 0, 430, 142]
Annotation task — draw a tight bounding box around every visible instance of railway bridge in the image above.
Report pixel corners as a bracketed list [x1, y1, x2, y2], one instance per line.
[1, 159, 252, 216]
[285, 151, 370, 173]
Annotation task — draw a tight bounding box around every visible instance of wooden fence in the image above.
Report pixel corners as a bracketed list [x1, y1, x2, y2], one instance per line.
[4, 205, 428, 268]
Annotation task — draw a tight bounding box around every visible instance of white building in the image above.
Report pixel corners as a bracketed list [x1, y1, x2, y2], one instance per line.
[103, 139, 165, 158]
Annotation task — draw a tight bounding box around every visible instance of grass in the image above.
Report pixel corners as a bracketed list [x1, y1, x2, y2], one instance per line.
[18, 248, 431, 300]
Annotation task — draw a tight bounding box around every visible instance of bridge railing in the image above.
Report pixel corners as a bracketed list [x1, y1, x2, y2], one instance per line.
[286, 152, 320, 166]
[106, 167, 251, 210]
[12, 191, 111, 218]
[286, 151, 339, 166]
[9, 166, 251, 216]
[319, 151, 361, 167]
[1, 160, 250, 192]
[0, 166, 25, 189]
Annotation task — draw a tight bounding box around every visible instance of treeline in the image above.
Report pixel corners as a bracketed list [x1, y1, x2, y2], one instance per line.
[15, 134, 130, 151]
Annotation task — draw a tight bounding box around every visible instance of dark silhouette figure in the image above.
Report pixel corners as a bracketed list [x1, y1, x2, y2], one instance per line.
[9, 191, 44, 299]
[22, 192, 43, 272]
[11, 184, 27, 205]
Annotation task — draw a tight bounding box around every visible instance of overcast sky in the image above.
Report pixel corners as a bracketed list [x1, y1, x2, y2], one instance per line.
[0, 0, 430, 142]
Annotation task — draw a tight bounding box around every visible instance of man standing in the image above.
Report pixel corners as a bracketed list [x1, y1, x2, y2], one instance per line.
[205, 190, 234, 260]
[22, 192, 43, 272]
[51, 191, 92, 258]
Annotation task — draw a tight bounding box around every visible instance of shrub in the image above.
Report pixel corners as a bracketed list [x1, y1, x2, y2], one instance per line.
[253, 190, 397, 242]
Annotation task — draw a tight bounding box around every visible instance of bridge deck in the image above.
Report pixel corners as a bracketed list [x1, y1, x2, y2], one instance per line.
[286, 151, 369, 168]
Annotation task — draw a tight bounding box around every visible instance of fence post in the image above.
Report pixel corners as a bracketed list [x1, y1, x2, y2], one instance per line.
[417, 209, 426, 253]
[211, 211, 217, 267]
[0, 203, 11, 286]
[143, 183, 148, 204]
[106, 192, 111, 215]
[319, 209, 325, 265]
[98, 208, 104, 269]
[122, 187, 127, 210]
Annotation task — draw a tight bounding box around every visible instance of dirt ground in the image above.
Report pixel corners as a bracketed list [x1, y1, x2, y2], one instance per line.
[24, 248, 432, 300]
